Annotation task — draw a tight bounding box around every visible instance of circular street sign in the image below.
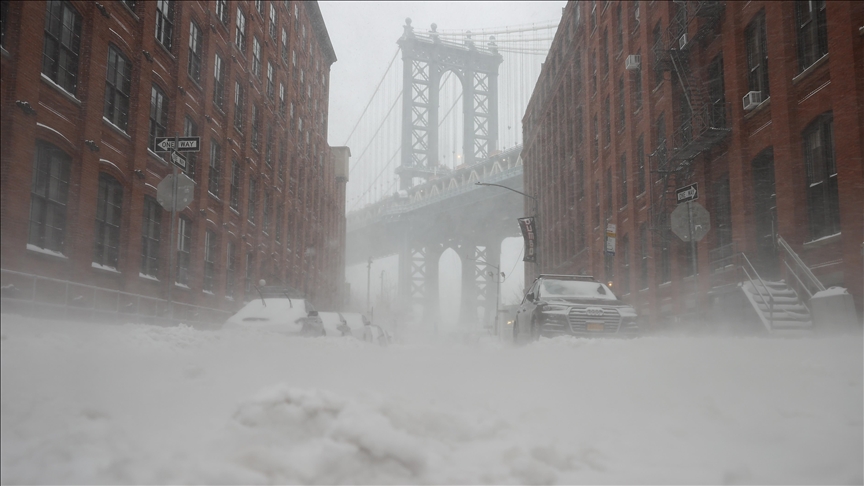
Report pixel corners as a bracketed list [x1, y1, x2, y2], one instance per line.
[671, 201, 711, 242]
[156, 173, 195, 211]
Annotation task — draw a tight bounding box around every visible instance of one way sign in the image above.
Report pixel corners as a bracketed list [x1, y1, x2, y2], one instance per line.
[676, 183, 698, 204]
[153, 137, 201, 152]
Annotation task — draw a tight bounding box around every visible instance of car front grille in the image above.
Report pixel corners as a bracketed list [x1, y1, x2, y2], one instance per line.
[568, 307, 621, 333]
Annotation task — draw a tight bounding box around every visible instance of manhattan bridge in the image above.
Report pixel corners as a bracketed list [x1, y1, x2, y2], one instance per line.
[344, 18, 557, 328]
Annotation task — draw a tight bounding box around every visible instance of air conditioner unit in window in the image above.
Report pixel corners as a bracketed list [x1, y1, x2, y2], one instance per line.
[742, 91, 762, 111]
[625, 54, 641, 70]
[679, 33, 689, 49]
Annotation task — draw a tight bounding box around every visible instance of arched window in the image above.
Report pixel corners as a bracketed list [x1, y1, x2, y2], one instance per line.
[28, 141, 72, 253]
[802, 112, 839, 239]
[94, 173, 124, 269]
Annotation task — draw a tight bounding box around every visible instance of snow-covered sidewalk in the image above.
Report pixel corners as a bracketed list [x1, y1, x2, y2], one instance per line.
[1, 314, 861, 484]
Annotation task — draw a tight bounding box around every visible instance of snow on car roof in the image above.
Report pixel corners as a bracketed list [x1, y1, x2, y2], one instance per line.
[228, 298, 310, 323]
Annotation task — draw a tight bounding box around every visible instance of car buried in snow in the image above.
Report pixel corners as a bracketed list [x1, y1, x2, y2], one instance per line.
[513, 274, 640, 343]
[223, 285, 325, 337]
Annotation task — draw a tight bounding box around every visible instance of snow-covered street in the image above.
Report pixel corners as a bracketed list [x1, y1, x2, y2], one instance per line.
[1, 314, 861, 485]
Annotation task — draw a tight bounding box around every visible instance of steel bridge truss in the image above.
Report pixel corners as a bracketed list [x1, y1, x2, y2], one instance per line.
[397, 19, 502, 189]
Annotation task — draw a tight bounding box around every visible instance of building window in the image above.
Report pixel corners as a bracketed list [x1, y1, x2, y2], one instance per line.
[802, 112, 839, 239]
[233, 80, 245, 131]
[616, 3, 623, 54]
[1, 0, 9, 47]
[216, 0, 228, 25]
[226, 241, 236, 297]
[593, 181, 600, 228]
[279, 140, 286, 183]
[652, 22, 663, 87]
[209, 140, 222, 197]
[796, 0, 827, 72]
[269, 3, 277, 39]
[141, 196, 162, 278]
[619, 235, 630, 294]
[745, 11, 770, 98]
[235, 7, 246, 53]
[658, 235, 671, 285]
[251, 104, 260, 150]
[103, 45, 132, 131]
[93, 173, 123, 269]
[252, 36, 261, 77]
[591, 50, 597, 94]
[636, 135, 646, 195]
[28, 141, 71, 253]
[154, 0, 173, 51]
[281, 28, 288, 62]
[255, 0, 264, 16]
[203, 230, 217, 292]
[213, 52, 225, 109]
[176, 216, 191, 285]
[229, 159, 241, 210]
[601, 28, 609, 76]
[633, 51, 643, 111]
[605, 168, 613, 218]
[266, 125, 274, 168]
[262, 190, 271, 233]
[149, 84, 168, 151]
[275, 204, 283, 244]
[183, 117, 198, 179]
[604, 96, 611, 146]
[619, 152, 628, 207]
[267, 61, 275, 99]
[707, 54, 725, 127]
[279, 83, 286, 117]
[592, 113, 599, 157]
[245, 252, 254, 293]
[42, 0, 81, 95]
[617, 75, 625, 132]
[188, 20, 202, 83]
[247, 177, 257, 224]
[639, 223, 649, 290]
[712, 176, 733, 257]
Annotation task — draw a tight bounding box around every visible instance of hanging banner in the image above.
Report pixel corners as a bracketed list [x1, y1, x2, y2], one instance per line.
[518, 217, 537, 263]
[605, 223, 617, 255]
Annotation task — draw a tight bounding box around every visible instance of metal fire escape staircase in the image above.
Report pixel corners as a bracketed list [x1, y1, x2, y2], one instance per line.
[648, 1, 728, 243]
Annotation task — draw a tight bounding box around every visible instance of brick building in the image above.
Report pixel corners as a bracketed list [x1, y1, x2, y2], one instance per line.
[0, 0, 348, 320]
[522, 0, 863, 328]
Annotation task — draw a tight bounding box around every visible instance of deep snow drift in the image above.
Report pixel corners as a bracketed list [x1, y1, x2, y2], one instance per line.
[1, 313, 861, 484]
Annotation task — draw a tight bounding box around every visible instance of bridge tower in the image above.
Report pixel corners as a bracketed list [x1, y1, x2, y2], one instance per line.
[396, 19, 503, 190]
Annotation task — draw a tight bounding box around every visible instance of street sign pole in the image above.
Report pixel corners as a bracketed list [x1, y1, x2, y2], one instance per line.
[688, 201, 700, 324]
[166, 132, 179, 321]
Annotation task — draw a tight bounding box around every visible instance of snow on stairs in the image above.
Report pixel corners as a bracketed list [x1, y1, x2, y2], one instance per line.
[741, 280, 813, 335]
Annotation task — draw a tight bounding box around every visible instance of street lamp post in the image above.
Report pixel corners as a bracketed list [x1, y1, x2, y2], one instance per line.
[474, 182, 537, 217]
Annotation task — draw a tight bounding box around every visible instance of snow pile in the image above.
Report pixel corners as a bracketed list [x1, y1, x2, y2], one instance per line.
[2, 314, 862, 484]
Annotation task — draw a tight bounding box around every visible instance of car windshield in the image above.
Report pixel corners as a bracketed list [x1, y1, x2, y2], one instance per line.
[539, 279, 619, 301]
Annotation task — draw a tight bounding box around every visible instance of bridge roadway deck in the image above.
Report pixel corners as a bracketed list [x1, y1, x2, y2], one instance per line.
[346, 147, 525, 265]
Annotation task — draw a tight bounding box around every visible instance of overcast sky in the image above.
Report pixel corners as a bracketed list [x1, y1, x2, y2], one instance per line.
[319, 1, 567, 146]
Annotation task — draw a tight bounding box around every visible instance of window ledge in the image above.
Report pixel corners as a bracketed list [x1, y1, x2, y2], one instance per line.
[208, 191, 222, 202]
[40, 74, 81, 105]
[793, 54, 829, 85]
[743, 97, 771, 120]
[147, 148, 167, 163]
[91, 262, 121, 274]
[1, 46, 10, 59]
[155, 40, 175, 61]
[26, 244, 68, 260]
[139, 272, 160, 282]
[102, 117, 131, 140]
[658, 281, 672, 288]
[803, 232, 841, 249]
[119, 1, 139, 21]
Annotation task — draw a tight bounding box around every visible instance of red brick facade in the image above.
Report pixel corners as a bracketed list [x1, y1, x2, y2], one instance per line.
[523, 1, 863, 327]
[0, 0, 347, 314]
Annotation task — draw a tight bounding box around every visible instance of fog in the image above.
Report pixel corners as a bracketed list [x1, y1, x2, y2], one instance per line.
[2, 313, 862, 484]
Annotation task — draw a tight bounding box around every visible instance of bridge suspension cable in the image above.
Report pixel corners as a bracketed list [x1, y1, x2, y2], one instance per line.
[341, 48, 400, 147]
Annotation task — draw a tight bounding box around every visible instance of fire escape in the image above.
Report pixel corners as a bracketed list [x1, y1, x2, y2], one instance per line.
[649, 1, 729, 250]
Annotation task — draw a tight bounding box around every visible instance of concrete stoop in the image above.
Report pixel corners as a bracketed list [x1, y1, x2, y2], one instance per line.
[741, 280, 813, 334]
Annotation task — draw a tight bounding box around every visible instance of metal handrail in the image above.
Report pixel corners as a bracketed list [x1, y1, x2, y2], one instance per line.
[777, 235, 825, 293]
[739, 252, 775, 331]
